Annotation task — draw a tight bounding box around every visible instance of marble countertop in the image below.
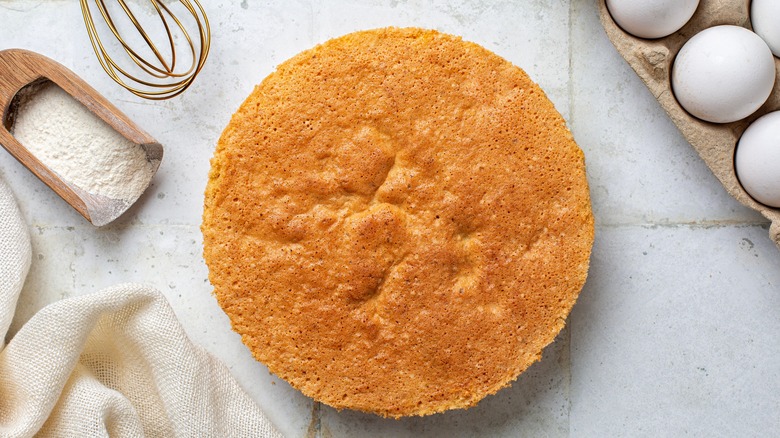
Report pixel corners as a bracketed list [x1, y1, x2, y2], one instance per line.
[1, 1, 778, 436]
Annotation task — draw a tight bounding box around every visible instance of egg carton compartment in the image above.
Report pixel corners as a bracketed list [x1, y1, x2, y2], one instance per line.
[598, 0, 780, 250]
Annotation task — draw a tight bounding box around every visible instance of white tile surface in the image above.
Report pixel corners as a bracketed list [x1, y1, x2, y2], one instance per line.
[571, 224, 780, 436]
[1, 1, 778, 437]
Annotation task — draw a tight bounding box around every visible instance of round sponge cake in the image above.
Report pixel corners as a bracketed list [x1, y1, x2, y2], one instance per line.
[202, 27, 594, 418]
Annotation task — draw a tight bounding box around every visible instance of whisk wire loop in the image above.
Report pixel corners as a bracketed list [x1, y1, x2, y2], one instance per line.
[79, 0, 210, 100]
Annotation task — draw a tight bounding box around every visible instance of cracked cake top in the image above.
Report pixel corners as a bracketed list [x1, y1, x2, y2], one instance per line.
[202, 27, 594, 418]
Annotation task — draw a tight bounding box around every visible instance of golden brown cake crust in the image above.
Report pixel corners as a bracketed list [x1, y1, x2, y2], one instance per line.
[202, 27, 594, 418]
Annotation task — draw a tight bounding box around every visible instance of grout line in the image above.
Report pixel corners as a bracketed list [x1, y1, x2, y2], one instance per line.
[566, 319, 573, 438]
[314, 401, 322, 438]
[595, 220, 770, 230]
[567, 3, 575, 438]
[567, 0, 575, 127]
[28, 223, 202, 231]
[309, 1, 318, 46]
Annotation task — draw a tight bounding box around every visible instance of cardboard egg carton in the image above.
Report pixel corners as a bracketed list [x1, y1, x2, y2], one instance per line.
[598, 0, 780, 250]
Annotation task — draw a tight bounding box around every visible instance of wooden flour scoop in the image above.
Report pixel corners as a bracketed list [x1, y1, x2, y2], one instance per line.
[598, 0, 780, 250]
[0, 49, 162, 226]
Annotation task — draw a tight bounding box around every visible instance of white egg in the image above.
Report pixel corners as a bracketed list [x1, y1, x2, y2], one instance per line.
[672, 25, 776, 124]
[751, 0, 780, 58]
[606, 0, 699, 39]
[736, 111, 780, 208]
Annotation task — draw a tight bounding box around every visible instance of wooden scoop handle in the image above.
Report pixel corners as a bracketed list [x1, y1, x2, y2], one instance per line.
[0, 50, 91, 221]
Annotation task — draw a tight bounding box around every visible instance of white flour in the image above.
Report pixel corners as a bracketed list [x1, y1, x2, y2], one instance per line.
[12, 82, 154, 201]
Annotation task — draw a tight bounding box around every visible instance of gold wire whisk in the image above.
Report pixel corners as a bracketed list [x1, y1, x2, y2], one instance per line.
[80, 0, 211, 100]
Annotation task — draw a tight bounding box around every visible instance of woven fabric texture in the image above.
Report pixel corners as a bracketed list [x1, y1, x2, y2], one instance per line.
[0, 177, 282, 438]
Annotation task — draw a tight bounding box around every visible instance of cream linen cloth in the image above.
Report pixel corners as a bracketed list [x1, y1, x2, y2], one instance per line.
[0, 178, 283, 438]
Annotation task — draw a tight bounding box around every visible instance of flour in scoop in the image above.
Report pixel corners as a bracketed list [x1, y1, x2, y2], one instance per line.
[11, 82, 154, 202]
